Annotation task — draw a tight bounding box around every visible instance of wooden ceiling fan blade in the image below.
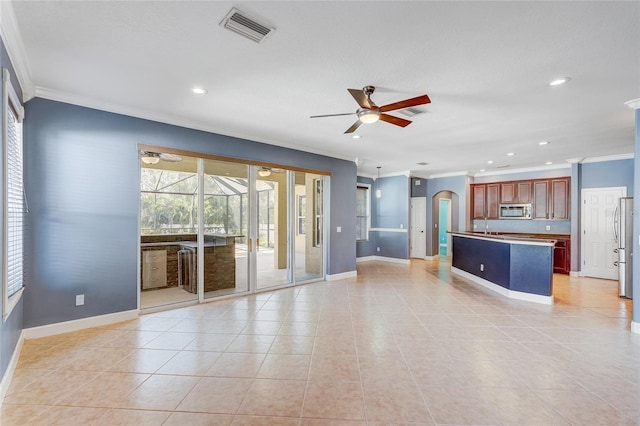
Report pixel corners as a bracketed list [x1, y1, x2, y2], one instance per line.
[379, 94, 431, 112]
[380, 114, 412, 127]
[344, 120, 363, 134]
[310, 112, 355, 119]
[347, 88, 371, 109]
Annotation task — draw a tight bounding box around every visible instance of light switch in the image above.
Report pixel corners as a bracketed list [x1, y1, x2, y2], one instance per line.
[336, 226, 341, 233]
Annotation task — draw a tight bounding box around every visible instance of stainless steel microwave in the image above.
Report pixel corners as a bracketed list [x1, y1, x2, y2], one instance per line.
[499, 203, 532, 219]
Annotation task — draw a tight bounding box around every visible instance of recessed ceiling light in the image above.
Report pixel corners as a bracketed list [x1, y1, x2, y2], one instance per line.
[480, 169, 486, 172]
[352, 134, 361, 139]
[192, 87, 208, 95]
[487, 160, 494, 164]
[545, 161, 553, 165]
[549, 77, 570, 86]
[538, 141, 549, 146]
[507, 152, 515, 156]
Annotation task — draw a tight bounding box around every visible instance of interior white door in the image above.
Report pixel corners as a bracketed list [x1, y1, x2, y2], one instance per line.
[410, 197, 427, 258]
[581, 186, 626, 279]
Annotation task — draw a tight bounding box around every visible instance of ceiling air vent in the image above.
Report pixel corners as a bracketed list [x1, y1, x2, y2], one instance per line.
[398, 107, 426, 118]
[220, 8, 274, 43]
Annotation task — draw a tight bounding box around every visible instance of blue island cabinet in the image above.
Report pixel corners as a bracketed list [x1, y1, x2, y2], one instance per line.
[450, 233, 554, 304]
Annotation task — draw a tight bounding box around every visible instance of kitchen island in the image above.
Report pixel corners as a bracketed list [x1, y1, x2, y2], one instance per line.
[450, 232, 555, 304]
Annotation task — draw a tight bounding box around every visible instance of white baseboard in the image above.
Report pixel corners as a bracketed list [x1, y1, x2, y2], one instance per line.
[23, 309, 139, 340]
[376, 256, 410, 265]
[0, 330, 24, 402]
[425, 255, 439, 261]
[451, 267, 554, 305]
[632, 321, 640, 335]
[326, 270, 357, 281]
[355, 256, 410, 265]
[570, 271, 580, 277]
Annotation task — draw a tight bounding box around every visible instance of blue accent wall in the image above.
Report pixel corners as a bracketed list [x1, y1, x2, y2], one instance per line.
[372, 175, 410, 259]
[24, 98, 356, 328]
[0, 38, 24, 385]
[582, 159, 634, 192]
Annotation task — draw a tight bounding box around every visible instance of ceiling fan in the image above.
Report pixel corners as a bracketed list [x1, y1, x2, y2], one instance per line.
[310, 86, 431, 134]
[140, 151, 183, 165]
[258, 166, 285, 177]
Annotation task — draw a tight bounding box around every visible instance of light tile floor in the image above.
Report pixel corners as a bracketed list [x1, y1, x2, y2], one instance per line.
[2, 259, 639, 425]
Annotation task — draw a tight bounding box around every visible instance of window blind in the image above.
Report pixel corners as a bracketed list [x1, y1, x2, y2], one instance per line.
[6, 104, 24, 297]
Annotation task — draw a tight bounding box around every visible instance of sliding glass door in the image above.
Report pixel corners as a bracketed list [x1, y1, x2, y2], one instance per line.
[293, 171, 324, 283]
[202, 159, 250, 300]
[139, 148, 325, 310]
[255, 168, 292, 290]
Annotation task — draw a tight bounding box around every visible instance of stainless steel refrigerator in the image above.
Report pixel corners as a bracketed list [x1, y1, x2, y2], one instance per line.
[614, 197, 633, 299]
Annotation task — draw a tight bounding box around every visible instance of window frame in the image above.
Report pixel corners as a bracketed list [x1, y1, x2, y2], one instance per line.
[3, 68, 25, 321]
[356, 183, 371, 242]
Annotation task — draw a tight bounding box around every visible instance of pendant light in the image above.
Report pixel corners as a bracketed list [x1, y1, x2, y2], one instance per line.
[375, 166, 382, 198]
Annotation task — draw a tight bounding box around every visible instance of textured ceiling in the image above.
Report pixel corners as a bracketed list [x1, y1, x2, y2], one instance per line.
[6, 1, 640, 176]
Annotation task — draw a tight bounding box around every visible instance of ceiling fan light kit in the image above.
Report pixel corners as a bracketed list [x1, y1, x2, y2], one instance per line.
[140, 151, 183, 164]
[258, 167, 272, 177]
[357, 108, 380, 124]
[310, 85, 431, 134]
[141, 152, 160, 164]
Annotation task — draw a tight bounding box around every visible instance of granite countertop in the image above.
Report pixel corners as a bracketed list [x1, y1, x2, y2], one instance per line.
[450, 231, 557, 245]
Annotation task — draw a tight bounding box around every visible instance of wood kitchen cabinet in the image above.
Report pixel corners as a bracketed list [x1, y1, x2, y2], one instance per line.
[500, 181, 532, 204]
[550, 178, 570, 219]
[471, 183, 499, 219]
[473, 177, 569, 220]
[553, 238, 571, 274]
[472, 184, 486, 219]
[486, 184, 499, 219]
[500, 182, 516, 203]
[516, 181, 532, 203]
[532, 180, 549, 219]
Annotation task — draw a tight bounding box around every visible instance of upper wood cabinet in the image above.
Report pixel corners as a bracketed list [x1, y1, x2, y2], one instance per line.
[516, 181, 532, 203]
[471, 183, 499, 219]
[550, 178, 570, 219]
[473, 177, 570, 221]
[532, 180, 549, 219]
[500, 182, 516, 203]
[500, 181, 532, 204]
[472, 185, 486, 219]
[486, 184, 499, 219]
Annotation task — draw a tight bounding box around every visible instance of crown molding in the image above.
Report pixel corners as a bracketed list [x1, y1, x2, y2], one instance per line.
[423, 170, 470, 179]
[472, 163, 570, 177]
[0, 1, 34, 101]
[625, 98, 640, 110]
[581, 153, 634, 164]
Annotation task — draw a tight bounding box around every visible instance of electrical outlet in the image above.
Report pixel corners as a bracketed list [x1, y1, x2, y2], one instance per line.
[545, 225, 551, 231]
[473, 224, 477, 229]
[480, 264, 484, 272]
[377, 247, 380, 252]
[400, 224, 403, 229]
[336, 226, 341, 233]
[76, 294, 85, 306]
